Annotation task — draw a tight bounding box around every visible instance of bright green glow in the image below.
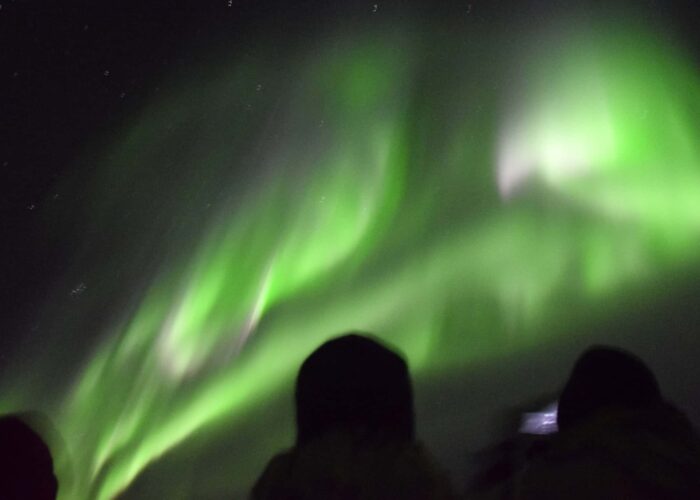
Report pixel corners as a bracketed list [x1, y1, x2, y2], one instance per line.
[499, 27, 700, 236]
[3, 21, 700, 499]
[496, 27, 700, 306]
[54, 37, 414, 500]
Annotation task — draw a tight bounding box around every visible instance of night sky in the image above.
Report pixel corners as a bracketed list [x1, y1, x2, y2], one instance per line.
[3, 1, 700, 499]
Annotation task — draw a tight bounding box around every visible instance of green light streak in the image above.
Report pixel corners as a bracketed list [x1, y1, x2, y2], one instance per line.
[55, 36, 414, 499]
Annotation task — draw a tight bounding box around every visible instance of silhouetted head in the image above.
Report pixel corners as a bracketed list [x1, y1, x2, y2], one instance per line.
[0, 414, 58, 499]
[557, 345, 663, 430]
[295, 333, 415, 446]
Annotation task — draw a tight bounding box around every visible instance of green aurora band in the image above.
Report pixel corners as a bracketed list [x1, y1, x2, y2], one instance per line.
[5, 19, 700, 499]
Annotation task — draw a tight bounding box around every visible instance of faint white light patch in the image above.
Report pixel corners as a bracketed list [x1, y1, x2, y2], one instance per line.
[537, 137, 595, 187]
[70, 282, 87, 297]
[520, 402, 558, 435]
[156, 257, 276, 381]
[372, 4, 379, 13]
[496, 119, 599, 200]
[496, 126, 533, 199]
[228, 258, 275, 356]
[156, 293, 193, 380]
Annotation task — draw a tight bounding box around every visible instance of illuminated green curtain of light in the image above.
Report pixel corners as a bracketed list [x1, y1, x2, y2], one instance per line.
[8, 21, 700, 500]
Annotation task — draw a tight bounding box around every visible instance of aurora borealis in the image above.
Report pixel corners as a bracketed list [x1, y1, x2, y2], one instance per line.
[3, 3, 700, 499]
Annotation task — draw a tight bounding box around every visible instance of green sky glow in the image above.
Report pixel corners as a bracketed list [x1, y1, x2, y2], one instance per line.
[3, 19, 700, 499]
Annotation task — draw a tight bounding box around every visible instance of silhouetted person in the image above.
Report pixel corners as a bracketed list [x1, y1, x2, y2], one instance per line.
[515, 345, 700, 500]
[0, 414, 58, 500]
[556, 345, 663, 431]
[252, 333, 454, 500]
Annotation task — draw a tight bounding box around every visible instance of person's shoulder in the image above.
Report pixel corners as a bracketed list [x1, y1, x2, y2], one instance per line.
[250, 449, 295, 500]
[515, 405, 700, 500]
[386, 442, 456, 499]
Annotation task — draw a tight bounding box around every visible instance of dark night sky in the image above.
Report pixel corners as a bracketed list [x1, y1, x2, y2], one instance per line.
[3, 0, 306, 339]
